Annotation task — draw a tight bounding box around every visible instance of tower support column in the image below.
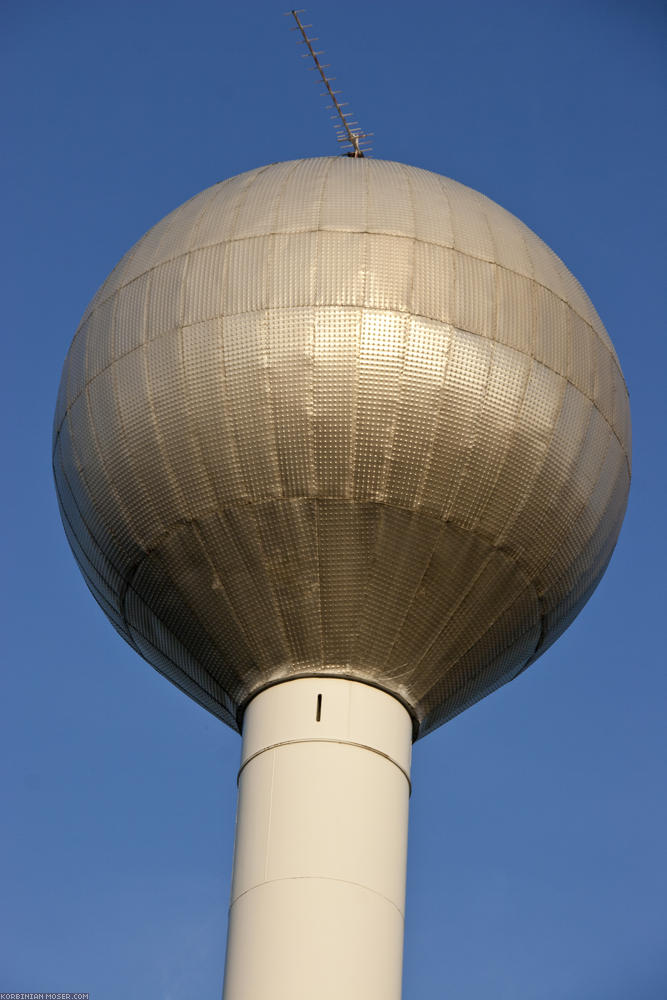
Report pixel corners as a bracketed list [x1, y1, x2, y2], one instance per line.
[222, 677, 413, 1000]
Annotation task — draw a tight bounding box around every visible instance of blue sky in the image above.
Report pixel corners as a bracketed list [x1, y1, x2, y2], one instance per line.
[1, 1, 665, 997]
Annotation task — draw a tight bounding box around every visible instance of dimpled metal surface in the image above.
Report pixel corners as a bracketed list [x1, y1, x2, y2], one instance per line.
[53, 158, 631, 737]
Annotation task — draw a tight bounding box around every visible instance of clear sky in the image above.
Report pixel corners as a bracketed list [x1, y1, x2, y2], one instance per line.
[1, 1, 665, 997]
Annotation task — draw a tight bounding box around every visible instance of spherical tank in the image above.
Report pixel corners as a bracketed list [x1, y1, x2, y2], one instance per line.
[53, 158, 631, 738]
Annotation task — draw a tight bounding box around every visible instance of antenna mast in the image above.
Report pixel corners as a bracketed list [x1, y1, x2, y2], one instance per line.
[287, 9, 372, 157]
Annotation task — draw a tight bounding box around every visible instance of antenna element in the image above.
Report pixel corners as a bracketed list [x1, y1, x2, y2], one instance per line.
[286, 9, 372, 157]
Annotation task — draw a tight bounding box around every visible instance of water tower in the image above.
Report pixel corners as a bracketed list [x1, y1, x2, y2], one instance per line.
[52, 30, 630, 1000]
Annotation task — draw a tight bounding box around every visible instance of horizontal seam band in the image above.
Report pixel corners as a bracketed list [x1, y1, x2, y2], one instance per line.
[237, 737, 412, 794]
[228, 873, 406, 920]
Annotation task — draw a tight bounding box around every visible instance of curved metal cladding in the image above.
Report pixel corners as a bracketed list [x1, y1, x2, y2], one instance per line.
[53, 158, 631, 738]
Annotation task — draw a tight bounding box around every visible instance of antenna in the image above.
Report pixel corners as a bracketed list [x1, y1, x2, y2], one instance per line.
[286, 8, 372, 157]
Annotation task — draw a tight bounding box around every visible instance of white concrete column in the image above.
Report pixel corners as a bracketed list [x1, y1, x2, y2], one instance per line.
[222, 677, 413, 1000]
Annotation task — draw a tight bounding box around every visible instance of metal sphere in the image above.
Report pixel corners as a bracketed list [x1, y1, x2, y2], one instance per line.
[53, 158, 631, 737]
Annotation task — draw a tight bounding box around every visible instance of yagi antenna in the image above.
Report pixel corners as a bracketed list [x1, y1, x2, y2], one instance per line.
[286, 9, 372, 157]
